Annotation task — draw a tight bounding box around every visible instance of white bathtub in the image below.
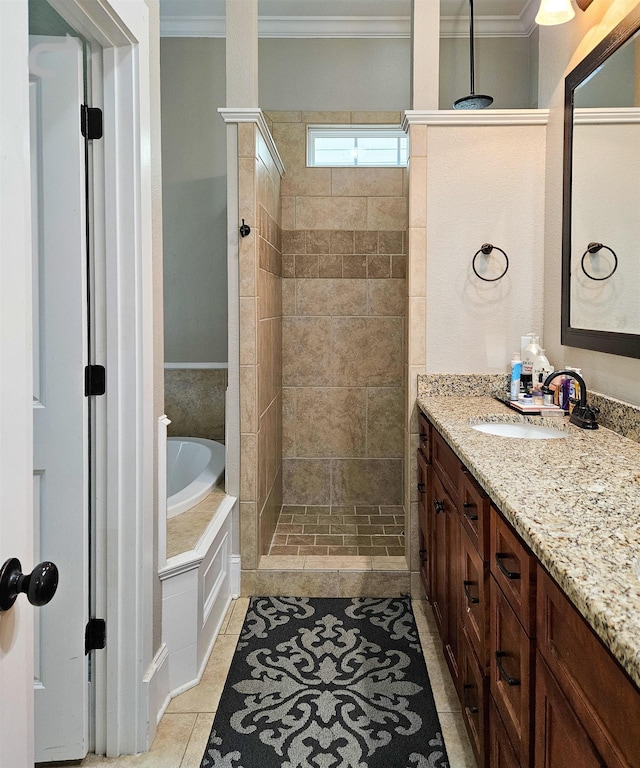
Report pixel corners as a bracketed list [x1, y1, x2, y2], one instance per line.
[167, 437, 225, 518]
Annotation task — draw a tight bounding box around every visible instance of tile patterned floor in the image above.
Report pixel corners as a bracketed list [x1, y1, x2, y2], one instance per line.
[268, 504, 405, 556]
[52, 598, 475, 768]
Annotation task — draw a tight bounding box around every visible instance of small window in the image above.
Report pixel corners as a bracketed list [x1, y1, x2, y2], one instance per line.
[307, 125, 409, 168]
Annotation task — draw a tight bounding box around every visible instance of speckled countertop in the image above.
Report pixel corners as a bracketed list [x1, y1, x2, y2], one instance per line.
[417, 392, 640, 689]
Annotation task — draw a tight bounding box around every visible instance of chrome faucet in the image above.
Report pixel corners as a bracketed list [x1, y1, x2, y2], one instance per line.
[542, 369, 599, 429]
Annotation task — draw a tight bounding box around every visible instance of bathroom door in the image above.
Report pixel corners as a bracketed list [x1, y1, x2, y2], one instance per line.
[30, 34, 90, 761]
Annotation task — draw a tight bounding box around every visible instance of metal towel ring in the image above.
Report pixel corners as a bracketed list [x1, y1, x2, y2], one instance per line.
[581, 242, 618, 281]
[472, 243, 509, 282]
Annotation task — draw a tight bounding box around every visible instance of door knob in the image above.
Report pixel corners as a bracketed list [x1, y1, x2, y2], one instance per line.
[0, 558, 59, 611]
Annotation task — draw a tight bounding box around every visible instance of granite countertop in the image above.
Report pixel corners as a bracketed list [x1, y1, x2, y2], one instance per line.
[416, 393, 640, 689]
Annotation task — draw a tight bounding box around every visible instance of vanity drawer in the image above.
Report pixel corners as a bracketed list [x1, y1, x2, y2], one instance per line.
[432, 428, 461, 506]
[489, 696, 521, 768]
[536, 567, 640, 767]
[461, 625, 489, 768]
[460, 468, 490, 560]
[490, 508, 536, 637]
[490, 576, 534, 768]
[460, 525, 490, 671]
[418, 409, 430, 463]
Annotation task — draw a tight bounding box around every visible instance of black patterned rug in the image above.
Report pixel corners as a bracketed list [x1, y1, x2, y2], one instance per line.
[200, 596, 450, 768]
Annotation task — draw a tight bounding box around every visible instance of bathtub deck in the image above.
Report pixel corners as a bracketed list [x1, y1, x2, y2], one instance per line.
[166, 482, 227, 558]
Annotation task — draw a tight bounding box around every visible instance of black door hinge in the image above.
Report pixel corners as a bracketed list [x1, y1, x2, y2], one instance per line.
[85, 618, 106, 654]
[81, 105, 103, 140]
[85, 365, 106, 396]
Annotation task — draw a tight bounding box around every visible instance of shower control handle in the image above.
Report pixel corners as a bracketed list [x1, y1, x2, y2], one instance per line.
[0, 558, 59, 611]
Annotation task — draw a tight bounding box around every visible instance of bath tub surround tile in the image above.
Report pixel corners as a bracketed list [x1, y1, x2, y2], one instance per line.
[295, 387, 366, 458]
[282, 229, 306, 255]
[366, 254, 391, 278]
[391, 253, 407, 279]
[281, 196, 295, 230]
[341, 254, 367, 279]
[282, 254, 295, 279]
[164, 368, 227, 441]
[237, 122, 256, 159]
[318, 254, 343, 278]
[350, 110, 402, 124]
[293, 253, 319, 278]
[301, 110, 351, 124]
[330, 230, 355, 254]
[265, 110, 302, 124]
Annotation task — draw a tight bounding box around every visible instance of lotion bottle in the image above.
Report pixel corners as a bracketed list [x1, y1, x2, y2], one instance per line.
[510, 353, 522, 401]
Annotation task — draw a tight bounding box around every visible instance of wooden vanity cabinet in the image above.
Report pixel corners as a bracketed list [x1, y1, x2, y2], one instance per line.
[418, 408, 640, 768]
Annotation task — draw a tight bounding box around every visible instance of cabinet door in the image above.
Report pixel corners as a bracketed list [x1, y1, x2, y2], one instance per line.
[460, 467, 490, 559]
[489, 696, 520, 768]
[418, 409, 430, 462]
[490, 577, 533, 768]
[534, 653, 604, 768]
[461, 525, 489, 671]
[430, 470, 450, 637]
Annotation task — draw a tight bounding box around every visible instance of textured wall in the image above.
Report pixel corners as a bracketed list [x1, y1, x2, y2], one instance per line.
[270, 111, 407, 508]
[238, 121, 283, 563]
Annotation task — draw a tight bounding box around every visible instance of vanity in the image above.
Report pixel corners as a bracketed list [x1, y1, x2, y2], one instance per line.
[416, 393, 640, 768]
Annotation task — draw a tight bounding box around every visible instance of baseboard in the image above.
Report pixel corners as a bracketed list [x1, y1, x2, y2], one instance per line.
[230, 554, 241, 598]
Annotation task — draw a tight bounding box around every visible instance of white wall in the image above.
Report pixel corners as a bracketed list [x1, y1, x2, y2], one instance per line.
[539, 0, 640, 405]
[425, 123, 546, 374]
[161, 37, 228, 363]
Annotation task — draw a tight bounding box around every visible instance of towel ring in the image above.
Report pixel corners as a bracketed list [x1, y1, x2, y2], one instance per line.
[472, 243, 509, 282]
[581, 242, 618, 281]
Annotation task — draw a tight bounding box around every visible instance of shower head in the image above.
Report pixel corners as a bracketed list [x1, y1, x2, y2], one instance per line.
[453, 93, 494, 110]
[453, 0, 493, 110]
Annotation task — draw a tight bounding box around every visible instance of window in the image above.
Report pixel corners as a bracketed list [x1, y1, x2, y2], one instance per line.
[307, 126, 409, 168]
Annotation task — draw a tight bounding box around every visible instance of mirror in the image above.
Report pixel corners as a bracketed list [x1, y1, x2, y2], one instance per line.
[562, 5, 640, 358]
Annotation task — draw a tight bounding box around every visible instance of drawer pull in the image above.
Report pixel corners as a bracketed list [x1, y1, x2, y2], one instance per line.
[419, 548, 428, 563]
[417, 482, 426, 494]
[462, 502, 478, 521]
[463, 580, 480, 604]
[419, 432, 428, 443]
[495, 651, 521, 686]
[434, 499, 445, 515]
[462, 684, 479, 715]
[495, 552, 521, 580]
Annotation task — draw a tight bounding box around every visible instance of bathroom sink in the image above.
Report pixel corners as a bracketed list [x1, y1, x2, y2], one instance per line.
[471, 422, 566, 439]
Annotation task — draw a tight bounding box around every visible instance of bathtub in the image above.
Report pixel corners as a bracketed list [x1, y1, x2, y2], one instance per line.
[167, 437, 225, 518]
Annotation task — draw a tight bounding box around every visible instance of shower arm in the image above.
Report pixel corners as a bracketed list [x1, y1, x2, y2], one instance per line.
[469, 0, 476, 95]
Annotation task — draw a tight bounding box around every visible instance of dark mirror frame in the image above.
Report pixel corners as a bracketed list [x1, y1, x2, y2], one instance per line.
[562, 5, 640, 359]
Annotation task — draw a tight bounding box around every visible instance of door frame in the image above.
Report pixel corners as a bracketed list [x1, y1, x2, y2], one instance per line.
[0, 0, 157, 759]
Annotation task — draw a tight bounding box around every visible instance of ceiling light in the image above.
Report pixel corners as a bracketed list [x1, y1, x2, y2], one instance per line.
[535, 0, 575, 26]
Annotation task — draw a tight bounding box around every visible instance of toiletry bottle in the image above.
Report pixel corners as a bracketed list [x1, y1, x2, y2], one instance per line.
[566, 367, 582, 413]
[510, 353, 522, 401]
[532, 348, 551, 391]
[522, 334, 541, 392]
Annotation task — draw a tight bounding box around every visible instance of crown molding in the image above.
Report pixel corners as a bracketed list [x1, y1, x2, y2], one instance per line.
[403, 109, 549, 128]
[161, 11, 537, 39]
[218, 108, 286, 176]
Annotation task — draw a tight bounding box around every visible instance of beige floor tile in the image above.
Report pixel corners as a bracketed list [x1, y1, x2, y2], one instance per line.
[64, 713, 197, 767]
[438, 712, 477, 768]
[217, 600, 235, 635]
[371, 555, 407, 570]
[180, 713, 215, 768]
[259, 554, 306, 570]
[303, 555, 372, 570]
[166, 635, 238, 714]
[225, 597, 250, 634]
[423, 647, 462, 714]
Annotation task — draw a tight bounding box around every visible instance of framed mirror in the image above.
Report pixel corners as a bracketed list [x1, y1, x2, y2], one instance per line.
[562, 5, 640, 359]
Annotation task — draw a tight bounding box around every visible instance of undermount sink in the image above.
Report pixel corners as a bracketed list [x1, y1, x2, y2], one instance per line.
[471, 422, 566, 439]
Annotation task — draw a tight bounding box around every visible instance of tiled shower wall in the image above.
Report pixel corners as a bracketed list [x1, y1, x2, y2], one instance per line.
[268, 111, 408, 509]
[238, 120, 283, 563]
[164, 368, 226, 441]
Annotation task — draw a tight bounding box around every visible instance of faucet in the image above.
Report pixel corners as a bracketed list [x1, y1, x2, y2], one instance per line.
[542, 369, 599, 429]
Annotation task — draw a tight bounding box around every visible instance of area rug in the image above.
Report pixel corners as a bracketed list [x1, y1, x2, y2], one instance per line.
[200, 596, 450, 768]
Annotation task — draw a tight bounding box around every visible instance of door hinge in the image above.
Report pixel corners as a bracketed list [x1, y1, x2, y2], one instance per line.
[85, 365, 106, 396]
[81, 105, 103, 140]
[85, 618, 106, 654]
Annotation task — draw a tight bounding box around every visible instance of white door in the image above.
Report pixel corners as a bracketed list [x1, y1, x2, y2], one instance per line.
[30, 35, 90, 762]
